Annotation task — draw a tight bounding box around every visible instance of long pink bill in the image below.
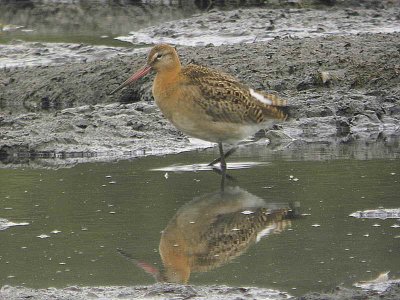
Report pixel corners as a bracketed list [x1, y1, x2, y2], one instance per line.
[110, 65, 152, 95]
[116, 248, 162, 282]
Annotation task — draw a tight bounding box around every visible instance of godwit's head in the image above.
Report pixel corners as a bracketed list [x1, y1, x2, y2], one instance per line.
[146, 44, 180, 72]
[110, 44, 180, 95]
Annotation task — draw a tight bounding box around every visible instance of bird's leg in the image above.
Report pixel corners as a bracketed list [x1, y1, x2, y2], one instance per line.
[211, 167, 236, 182]
[220, 166, 226, 192]
[211, 163, 232, 193]
[219, 142, 227, 170]
[208, 143, 238, 167]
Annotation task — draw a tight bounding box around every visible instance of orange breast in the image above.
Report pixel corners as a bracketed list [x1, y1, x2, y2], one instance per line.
[151, 67, 271, 143]
[159, 226, 191, 284]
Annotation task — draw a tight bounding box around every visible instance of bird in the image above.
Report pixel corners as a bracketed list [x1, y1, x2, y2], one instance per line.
[117, 186, 297, 284]
[111, 44, 288, 169]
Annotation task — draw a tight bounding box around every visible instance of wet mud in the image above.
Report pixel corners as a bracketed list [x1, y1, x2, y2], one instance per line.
[1, 32, 399, 167]
[117, 3, 400, 46]
[1, 282, 400, 300]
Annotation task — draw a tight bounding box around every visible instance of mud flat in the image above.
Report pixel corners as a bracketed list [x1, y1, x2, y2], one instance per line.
[1, 282, 400, 300]
[1, 32, 399, 167]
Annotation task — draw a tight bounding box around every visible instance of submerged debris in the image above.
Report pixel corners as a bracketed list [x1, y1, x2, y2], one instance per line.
[349, 209, 400, 220]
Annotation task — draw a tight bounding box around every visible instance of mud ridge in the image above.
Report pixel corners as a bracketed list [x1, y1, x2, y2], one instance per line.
[1, 282, 400, 300]
[1, 32, 399, 167]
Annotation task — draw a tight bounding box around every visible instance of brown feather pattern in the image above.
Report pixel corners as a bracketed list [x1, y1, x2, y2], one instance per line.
[180, 64, 288, 125]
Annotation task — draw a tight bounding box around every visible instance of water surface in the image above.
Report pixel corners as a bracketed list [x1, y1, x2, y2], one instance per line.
[0, 1, 199, 46]
[0, 144, 399, 296]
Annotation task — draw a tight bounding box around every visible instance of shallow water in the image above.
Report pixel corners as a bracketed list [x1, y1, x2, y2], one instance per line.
[0, 144, 399, 296]
[0, 1, 198, 46]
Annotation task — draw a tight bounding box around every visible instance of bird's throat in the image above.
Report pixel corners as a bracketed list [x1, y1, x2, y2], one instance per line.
[153, 67, 181, 97]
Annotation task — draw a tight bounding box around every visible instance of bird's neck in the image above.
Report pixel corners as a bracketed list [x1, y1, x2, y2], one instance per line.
[154, 62, 182, 92]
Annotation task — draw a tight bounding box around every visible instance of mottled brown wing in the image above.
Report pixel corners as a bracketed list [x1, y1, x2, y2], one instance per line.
[181, 64, 287, 124]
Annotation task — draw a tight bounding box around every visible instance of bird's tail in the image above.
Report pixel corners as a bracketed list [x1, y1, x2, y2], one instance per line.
[258, 91, 287, 107]
[258, 91, 289, 121]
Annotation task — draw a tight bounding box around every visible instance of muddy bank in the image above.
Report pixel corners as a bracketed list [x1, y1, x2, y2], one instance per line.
[6, 0, 393, 49]
[2, 4, 400, 68]
[1, 282, 400, 300]
[117, 4, 400, 46]
[1, 32, 399, 166]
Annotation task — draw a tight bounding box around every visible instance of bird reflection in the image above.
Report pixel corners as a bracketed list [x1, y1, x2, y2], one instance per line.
[118, 178, 299, 284]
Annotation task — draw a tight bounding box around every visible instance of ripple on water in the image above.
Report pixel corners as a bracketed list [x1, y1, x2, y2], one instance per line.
[0, 218, 29, 231]
[152, 162, 269, 172]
